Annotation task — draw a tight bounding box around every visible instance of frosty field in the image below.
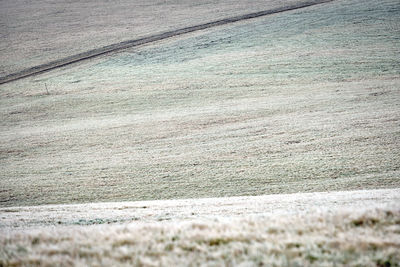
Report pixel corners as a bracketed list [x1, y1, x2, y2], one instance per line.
[0, 0, 325, 79]
[1, 189, 399, 266]
[1, 0, 399, 207]
[0, 0, 399, 265]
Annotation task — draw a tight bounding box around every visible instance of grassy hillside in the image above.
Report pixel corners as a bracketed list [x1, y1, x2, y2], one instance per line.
[1, 0, 399, 207]
[0, 0, 317, 78]
[1, 0, 399, 265]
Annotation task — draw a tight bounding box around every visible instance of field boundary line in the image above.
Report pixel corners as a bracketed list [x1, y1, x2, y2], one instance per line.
[0, 0, 333, 85]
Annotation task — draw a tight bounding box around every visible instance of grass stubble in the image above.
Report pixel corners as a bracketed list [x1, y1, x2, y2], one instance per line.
[0, 203, 399, 266]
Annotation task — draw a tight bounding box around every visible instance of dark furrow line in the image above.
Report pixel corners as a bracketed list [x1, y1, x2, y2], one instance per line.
[0, 0, 333, 85]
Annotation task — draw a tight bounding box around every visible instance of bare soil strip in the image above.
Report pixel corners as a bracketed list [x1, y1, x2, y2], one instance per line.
[0, 0, 333, 85]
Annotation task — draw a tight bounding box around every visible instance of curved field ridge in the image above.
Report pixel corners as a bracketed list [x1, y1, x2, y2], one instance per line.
[0, 0, 333, 85]
[0, 188, 398, 229]
[0, 189, 399, 266]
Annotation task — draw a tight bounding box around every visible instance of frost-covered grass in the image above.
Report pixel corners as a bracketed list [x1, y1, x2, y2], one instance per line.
[1, 197, 399, 266]
[1, 188, 399, 229]
[1, 0, 399, 264]
[0, 0, 399, 207]
[0, 0, 315, 77]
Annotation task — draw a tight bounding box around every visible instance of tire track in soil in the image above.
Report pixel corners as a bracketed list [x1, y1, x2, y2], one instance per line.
[0, 0, 333, 85]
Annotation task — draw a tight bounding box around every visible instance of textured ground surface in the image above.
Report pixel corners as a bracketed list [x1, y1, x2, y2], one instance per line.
[0, 0, 319, 78]
[1, 189, 399, 266]
[0, 0, 399, 265]
[1, 0, 399, 207]
[0, 1, 334, 84]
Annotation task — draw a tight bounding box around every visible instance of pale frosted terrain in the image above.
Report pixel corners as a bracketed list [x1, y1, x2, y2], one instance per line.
[1, 189, 399, 266]
[1, 0, 399, 207]
[0, 0, 322, 78]
[1, 188, 398, 230]
[0, 0, 400, 265]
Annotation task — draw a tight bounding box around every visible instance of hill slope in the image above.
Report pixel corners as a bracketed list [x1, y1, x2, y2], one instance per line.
[1, 0, 399, 207]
